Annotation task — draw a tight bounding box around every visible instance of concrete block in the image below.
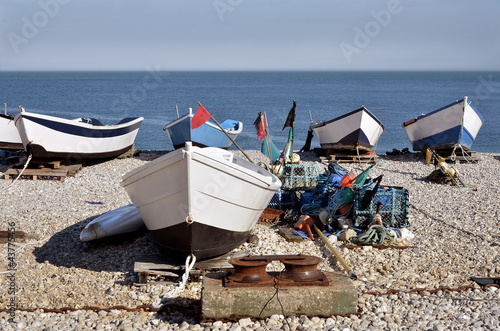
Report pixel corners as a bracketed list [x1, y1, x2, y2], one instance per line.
[201, 271, 357, 319]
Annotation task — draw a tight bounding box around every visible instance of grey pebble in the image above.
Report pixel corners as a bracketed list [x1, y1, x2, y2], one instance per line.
[0, 151, 499, 330]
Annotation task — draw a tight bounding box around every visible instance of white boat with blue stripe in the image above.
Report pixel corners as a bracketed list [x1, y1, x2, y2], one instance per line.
[402, 96, 483, 152]
[163, 107, 242, 150]
[14, 107, 143, 160]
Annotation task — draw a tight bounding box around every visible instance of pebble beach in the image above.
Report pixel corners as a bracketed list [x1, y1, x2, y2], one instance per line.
[1, 150, 499, 330]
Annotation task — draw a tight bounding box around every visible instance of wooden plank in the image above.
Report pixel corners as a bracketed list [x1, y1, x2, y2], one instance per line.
[4, 168, 68, 181]
[320, 152, 377, 164]
[62, 164, 83, 176]
[278, 226, 304, 243]
[134, 253, 235, 285]
[33, 160, 61, 169]
[0, 231, 39, 243]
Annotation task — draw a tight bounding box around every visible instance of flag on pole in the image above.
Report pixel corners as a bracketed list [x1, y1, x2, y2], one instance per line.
[260, 111, 280, 164]
[191, 104, 211, 129]
[282, 100, 296, 130]
[253, 112, 266, 141]
[261, 134, 280, 164]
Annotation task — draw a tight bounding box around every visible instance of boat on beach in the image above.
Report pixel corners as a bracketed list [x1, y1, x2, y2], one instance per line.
[310, 106, 385, 153]
[163, 107, 243, 149]
[14, 107, 143, 160]
[80, 204, 146, 242]
[120, 142, 281, 260]
[0, 111, 23, 150]
[402, 96, 483, 152]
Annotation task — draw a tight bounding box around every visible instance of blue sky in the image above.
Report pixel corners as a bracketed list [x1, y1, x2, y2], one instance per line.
[1, 0, 499, 71]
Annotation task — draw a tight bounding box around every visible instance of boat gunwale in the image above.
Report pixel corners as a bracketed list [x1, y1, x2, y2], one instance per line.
[0, 113, 15, 121]
[402, 97, 484, 128]
[121, 146, 280, 191]
[14, 111, 144, 130]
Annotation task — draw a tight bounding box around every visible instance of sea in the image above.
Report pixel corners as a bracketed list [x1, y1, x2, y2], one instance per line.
[1, 71, 499, 154]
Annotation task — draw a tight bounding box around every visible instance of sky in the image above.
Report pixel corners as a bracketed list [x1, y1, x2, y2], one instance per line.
[1, 0, 499, 71]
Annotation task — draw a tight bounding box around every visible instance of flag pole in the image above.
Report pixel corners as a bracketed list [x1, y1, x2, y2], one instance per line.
[197, 102, 254, 164]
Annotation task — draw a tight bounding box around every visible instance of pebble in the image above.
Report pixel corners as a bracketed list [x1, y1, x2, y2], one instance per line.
[0, 151, 499, 330]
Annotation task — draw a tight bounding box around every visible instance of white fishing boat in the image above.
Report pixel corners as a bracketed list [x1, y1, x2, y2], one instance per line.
[0, 104, 23, 150]
[120, 142, 281, 260]
[310, 106, 385, 152]
[14, 107, 143, 160]
[80, 204, 146, 242]
[402, 96, 483, 151]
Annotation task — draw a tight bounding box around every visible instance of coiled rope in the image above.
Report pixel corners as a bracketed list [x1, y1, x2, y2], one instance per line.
[350, 224, 396, 246]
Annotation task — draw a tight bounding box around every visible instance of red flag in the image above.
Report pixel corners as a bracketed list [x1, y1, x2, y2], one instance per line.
[191, 105, 211, 129]
[253, 112, 265, 141]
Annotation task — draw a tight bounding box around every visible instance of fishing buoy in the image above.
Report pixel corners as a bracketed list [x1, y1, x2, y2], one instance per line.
[339, 173, 355, 188]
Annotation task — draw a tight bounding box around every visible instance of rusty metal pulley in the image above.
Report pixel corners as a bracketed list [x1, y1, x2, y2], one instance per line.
[224, 254, 329, 288]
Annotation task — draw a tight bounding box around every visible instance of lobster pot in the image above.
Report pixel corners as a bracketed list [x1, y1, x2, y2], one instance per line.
[280, 164, 321, 191]
[353, 186, 409, 228]
[267, 189, 297, 211]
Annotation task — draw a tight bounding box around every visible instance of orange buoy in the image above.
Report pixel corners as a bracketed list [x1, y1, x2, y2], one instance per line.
[340, 173, 355, 188]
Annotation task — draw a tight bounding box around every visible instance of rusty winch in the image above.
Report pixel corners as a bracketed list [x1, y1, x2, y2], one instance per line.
[223, 254, 329, 287]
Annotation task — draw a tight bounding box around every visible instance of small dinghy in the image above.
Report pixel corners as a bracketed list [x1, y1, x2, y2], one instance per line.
[163, 107, 242, 149]
[120, 142, 281, 260]
[80, 204, 146, 242]
[402, 96, 483, 151]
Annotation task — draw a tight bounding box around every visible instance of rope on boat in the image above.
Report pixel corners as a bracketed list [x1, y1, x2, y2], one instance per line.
[11, 153, 32, 185]
[161, 254, 196, 302]
[452, 144, 476, 163]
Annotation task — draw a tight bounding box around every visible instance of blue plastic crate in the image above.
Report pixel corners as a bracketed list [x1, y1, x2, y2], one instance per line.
[268, 189, 297, 211]
[280, 164, 321, 191]
[353, 185, 409, 228]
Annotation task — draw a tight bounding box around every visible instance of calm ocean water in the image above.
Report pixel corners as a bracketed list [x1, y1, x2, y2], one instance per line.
[1, 71, 499, 154]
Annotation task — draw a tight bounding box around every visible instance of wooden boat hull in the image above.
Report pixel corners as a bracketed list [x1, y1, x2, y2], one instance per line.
[163, 109, 242, 149]
[310, 106, 385, 152]
[402, 96, 483, 151]
[0, 113, 23, 150]
[14, 111, 143, 160]
[120, 142, 281, 260]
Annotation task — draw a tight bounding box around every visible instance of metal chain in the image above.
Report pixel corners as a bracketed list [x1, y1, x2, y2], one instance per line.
[1, 283, 497, 315]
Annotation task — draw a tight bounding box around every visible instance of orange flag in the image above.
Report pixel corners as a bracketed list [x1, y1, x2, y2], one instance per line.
[191, 104, 211, 129]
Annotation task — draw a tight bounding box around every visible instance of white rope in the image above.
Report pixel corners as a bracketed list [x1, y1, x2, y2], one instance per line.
[0, 235, 51, 262]
[10, 153, 32, 185]
[161, 253, 197, 302]
[458, 144, 475, 163]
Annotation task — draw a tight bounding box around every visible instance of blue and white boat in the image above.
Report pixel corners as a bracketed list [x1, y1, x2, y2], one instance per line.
[310, 106, 385, 152]
[402, 96, 483, 152]
[14, 107, 143, 160]
[163, 108, 243, 150]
